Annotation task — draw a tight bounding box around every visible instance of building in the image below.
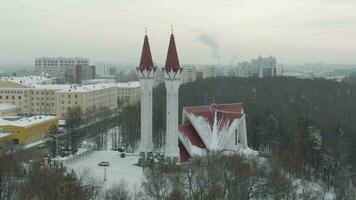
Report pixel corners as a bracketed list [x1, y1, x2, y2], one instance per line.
[95, 63, 119, 77]
[35, 57, 89, 78]
[64, 65, 96, 83]
[238, 56, 277, 78]
[0, 77, 118, 118]
[178, 103, 252, 162]
[202, 65, 217, 79]
[55, 84, 117, 118]
[134, 30, 253, 164]
[0, 115, 58, 145]
[0, 103, 18, 117]
[116, 82, 140, 106]
[181, 65, 197, 84]
[137, 33, 156, 159]
[164, 32, 182, 161]
[153, 66, 164, 87]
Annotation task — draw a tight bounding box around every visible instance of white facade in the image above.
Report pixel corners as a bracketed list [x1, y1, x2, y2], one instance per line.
[35, 57, 89, 78]
[238, 56, 277, 78]
[164, 71, 181, 159]
[181, 65, 197, 84]
[202, 65, 217, 79]
[138, 70, 154, 154]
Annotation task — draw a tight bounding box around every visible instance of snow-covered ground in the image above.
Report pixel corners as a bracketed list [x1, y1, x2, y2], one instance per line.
[66, 150, 143, 190]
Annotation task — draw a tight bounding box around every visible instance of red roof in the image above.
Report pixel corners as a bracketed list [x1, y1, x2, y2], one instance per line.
[164, 34, 181, 73]
[179, 141, 191, 162]
[138, 35, 154, 72]
[184, 103, 244, 126]
[179, 124, 206, 148]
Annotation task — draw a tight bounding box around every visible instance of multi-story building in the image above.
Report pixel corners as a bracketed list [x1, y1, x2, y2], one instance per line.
[64, 65, 96, 83]
[202, 65, 217, 79]
[0, 104, 18, 117]
[55, 84, 117, 118]
[238, 56, 277, 78]
[0, 115, 58, 145]
[153, 67, 164, 87]
[181, 65, 197, 84]
[0, 76, 118, 118]
[35, 57, 89, 78]
[116, 82, 140, 107]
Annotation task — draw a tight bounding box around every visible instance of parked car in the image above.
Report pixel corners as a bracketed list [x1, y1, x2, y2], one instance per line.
[98, 161, 110, 167]
[37, 144, 46, 149]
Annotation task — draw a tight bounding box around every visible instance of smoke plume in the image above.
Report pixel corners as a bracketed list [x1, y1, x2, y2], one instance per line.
[197, 33, 220, 59]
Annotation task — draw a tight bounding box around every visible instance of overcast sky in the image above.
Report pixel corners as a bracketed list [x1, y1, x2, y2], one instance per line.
[0, 0, 355, 66]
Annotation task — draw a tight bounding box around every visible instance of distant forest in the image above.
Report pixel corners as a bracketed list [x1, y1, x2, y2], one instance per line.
[120, 76, 356, 189]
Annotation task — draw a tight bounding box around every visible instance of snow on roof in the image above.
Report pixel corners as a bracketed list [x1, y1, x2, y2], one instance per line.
[0, 103, 17, 111]
[0, 131, 10, 138]
[31, 83, 118, 93]
[82, 79, 117, 84]
[56, 83, 117, 93]
[179, 124, 205, 148]
[115, 81, 140, 88]
[0, 76, 51, 86]
[0, 115, 58, 127]
[184, 103, 244, 126]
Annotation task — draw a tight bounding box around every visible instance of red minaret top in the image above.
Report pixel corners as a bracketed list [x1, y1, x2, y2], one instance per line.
[164, 32, 182, 73]
[138, 33, 154, 73]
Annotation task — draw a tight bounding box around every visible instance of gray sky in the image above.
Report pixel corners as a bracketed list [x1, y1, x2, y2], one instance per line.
[0, 0, 355, 66]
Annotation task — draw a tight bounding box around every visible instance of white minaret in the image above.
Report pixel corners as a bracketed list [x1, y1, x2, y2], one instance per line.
[163, 29, 182, 161]
[136, 32, 155, 158]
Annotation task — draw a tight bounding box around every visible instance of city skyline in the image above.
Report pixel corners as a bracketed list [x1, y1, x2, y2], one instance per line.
[0, 0, 355, 66]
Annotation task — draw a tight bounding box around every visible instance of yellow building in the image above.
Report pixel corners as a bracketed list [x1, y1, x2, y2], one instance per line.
[116, 82, 140, 106]
[0, 76, 139, 119]
[0, 115, 58, 145]
[55, 84, 118, 118]
[0, 103, 18, 117]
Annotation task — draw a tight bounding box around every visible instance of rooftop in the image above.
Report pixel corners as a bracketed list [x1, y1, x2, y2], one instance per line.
[0, 76, 52, 86]
[0, 115, 58, 127]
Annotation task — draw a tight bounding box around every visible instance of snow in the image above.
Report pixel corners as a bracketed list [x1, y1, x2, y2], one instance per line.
[66, 150, 143, 190]
[293, 179, 336, 200]
[0, 76, 52, 85]
[23, 139, 46, 149]
[0, 115, 58, 127]
[0, 132, 10, 138]
[0, 103, 17, 111]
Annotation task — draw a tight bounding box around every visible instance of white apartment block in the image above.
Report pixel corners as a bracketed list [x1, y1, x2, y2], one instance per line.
[35, 57, 89, 78]
[238, 56, 277, 78]
[202, 65, 217, 79]
[181, 65, 197, 84]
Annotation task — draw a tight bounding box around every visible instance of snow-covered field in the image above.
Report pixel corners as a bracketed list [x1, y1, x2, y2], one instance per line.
[66, 150, 143, 190]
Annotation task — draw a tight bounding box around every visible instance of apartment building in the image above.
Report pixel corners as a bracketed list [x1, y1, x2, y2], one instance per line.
[116, 82, 140, 106]
[35, 57, 89, 78]
[181, 65, 197, 84]
[238, 56, 277, 78]
[55, 84, 117, 118]
[202, 65, 217, 79]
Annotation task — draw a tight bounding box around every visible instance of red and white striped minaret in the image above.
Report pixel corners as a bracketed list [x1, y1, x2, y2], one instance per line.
[163, 28, 183, 161]
[137, 30, 156, 158]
